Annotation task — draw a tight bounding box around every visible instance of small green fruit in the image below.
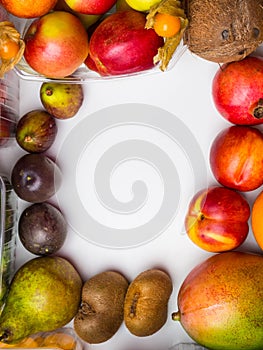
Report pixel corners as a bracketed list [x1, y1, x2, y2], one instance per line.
[40, 82, 84, 120]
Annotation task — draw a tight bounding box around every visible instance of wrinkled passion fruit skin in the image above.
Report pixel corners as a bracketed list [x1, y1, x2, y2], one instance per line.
[18, 202, 67, 256]
[16, 109, 57, 153]
[11, 153, 62, 203]
[172, 252, 263, 350]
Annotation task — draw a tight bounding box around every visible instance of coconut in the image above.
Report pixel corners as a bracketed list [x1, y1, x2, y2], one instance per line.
[184, 0, 263, 63]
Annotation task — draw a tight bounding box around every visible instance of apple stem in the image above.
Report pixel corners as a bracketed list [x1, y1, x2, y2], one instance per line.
[254, 98, 263, 119]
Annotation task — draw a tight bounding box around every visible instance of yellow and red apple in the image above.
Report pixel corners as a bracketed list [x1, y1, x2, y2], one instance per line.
[185, 186, 250, 252]
[23, 11, 89, 78]
[209, 125, 263, 192]
[64, 0, 117, 14]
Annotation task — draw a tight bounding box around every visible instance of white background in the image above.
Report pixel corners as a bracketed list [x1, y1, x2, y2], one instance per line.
[0, 45, 262, 350]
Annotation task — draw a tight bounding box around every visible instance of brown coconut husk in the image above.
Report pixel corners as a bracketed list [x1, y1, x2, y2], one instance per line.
[184, 0, 263, 63]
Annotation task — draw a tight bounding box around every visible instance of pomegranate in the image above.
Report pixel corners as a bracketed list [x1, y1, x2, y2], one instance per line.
[212, 56, 263, 125]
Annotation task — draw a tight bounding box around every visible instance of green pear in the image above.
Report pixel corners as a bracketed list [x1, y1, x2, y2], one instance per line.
[0, 256, 82, 344]
[40, 83, 84, 120]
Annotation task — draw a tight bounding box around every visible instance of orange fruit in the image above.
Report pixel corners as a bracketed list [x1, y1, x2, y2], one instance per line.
[251, 190, 263, 249]
[153, 13, 181, 38]
[0, 0, 57, 18]
[0, 39, 20, 60]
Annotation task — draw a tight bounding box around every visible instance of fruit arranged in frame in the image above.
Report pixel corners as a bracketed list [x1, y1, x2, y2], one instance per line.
[212, 56, 263, 125]
[185, 186, 250, 252]
[40, 83, 84, 120]
[0, 0, 57, 18]
[15, 110, 57, 153]
[64, 0, 117, 15]
[251, 190, 263, 250]
[124, 269, 173, 336]
[209, 125, 263, 191]
[172, 251, 263, 350]
[87, 10, 164, 76]
[23, 11, 89, 78]
[11, 153, 62, 203]
[18, 202, 67, 256]
[74, 271, 129, 343]
[0, 256, 82, 344]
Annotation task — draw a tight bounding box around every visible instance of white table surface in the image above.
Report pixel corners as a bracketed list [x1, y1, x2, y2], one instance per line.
[0, 47, 262, 350]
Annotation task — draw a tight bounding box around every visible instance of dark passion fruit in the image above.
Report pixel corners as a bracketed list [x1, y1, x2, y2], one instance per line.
[15, 109, 57, 153]
[11, 153, 62, 203]
[18, 202, 67, 256]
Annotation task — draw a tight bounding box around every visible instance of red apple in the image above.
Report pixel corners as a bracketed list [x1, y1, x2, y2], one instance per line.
[64, 0, 116, 14]
[212, 56, 263, 125]
[86, 11, 164, 76]
[210, 125, 263, 192]
[185, 186, 250, 252]
[23, 11, 89, 78]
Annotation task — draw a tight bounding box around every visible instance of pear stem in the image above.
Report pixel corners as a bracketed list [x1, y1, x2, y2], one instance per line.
[0, 331, 9, 342]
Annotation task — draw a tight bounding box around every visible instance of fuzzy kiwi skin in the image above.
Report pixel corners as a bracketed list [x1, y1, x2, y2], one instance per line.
[124, 269, 173, 337]
[74, 271, 129, 344]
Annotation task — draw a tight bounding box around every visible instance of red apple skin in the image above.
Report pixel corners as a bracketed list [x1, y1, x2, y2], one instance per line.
[210, 125, 263, 192]
[24, 11, 89, 79]
[185, 186, 250, 252]
[212, 56, 263, 125]
[64, 0, 117, 14]
[86, 11, 164, 76]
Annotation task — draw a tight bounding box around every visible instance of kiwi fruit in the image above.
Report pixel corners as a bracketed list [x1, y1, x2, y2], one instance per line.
[74, 270, 129, 344]
[184, 0, 263, 63]
[124, 268, 173, 337]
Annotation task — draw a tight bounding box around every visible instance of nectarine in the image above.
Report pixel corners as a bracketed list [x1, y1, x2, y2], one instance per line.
[185, 186, 250, 252]
[209, 125, 263, 191]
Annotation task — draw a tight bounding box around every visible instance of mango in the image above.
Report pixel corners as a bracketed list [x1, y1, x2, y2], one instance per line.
[172, 251, 263, 350]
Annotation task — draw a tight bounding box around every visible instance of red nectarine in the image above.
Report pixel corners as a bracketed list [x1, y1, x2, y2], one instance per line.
[185, 186, 250, 252]
[87, 11, 164, 76]
[209, 125, 263, 191]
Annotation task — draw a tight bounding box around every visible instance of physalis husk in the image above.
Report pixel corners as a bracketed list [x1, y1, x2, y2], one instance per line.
[146, 0, 188, 71]
[0, 21, 25, 77]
